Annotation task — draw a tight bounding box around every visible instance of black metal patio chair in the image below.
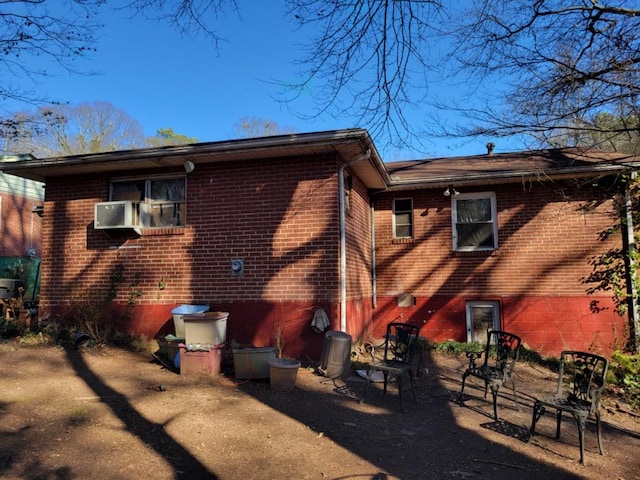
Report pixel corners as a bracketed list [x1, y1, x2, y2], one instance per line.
[457, 330, 522, 421]
[360, 322, 420, 413]
[528, 350, 609, 465]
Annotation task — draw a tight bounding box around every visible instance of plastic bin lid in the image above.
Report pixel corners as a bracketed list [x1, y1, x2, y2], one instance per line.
[164, 334, 185, 342]
[183, 311, 229, 321]
[171, 304, 210, 315]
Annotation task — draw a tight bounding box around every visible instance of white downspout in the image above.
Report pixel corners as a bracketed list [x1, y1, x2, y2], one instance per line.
[339, 149, 371, 332]
[370, 199, 377, 309]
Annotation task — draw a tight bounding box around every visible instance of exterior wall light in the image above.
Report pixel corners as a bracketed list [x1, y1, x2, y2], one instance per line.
[184, 161, 195, 173]
[32, 205, 44, 217]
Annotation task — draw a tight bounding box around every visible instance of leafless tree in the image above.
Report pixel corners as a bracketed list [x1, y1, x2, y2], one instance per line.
[0, 1, 243, 149]
[11, 101, 146, 156]
[232, 116, 296, 138]
[128, 1, 445, 149]
[5, 1, 639, 153]
[445, 0, 640, 152]
[131, 1, 640, 152]
[284, 0, 445, 151]
[0, 111, 49, 156]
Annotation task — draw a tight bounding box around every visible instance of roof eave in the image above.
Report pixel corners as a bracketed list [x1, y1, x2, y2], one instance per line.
[382, 163, 640, 191]
[0, 129, 390, 188]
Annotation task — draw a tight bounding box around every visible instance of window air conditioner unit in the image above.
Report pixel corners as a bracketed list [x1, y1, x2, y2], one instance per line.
[94, 201, 137, 229]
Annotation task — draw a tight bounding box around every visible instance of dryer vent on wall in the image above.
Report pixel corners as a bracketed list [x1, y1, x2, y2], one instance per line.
[397, 293, 415, 307]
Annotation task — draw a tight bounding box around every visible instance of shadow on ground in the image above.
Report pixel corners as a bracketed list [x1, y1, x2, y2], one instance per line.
[236, 350, 590, 479]
[0, 345, 638, 479]
[64, 348, 217, 479]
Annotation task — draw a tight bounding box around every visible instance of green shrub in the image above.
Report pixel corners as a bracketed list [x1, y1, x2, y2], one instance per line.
[0, 316, 26, 338]
[433, 339, 483, 355]
[607, 350, 640, 409]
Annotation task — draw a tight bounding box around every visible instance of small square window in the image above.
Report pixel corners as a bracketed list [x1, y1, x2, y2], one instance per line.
[465, 300, 500, 343]
[452, 192, 497, 251]
[393, 198, 413, 238]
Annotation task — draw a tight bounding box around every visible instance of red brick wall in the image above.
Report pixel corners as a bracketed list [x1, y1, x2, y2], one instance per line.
[39, 155, 345, 359]
[38, 154, 626, 358]
[0, 193, 42, 257]
[343, 170, 374, 342]
[372, 181, 627, 355]
[370, 295, 624, 356]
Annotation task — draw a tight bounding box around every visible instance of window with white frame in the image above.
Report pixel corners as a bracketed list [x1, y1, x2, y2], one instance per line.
[452, 192, 497, 251]
[110, 176, 186, 228]
[393, 198, 413, 238]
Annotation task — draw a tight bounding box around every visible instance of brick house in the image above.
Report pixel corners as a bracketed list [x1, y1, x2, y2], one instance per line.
[372, 148, 639, 355]
[1, 130, 637, 357]
[0, 157, 43, 259]
[0, 157, 43, 303]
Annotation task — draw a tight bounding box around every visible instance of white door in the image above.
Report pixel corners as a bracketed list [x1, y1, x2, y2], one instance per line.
[465, 301, 500, 344]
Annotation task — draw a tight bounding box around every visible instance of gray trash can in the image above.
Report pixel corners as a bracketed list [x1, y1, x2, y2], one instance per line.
[319, 330, 352, 379]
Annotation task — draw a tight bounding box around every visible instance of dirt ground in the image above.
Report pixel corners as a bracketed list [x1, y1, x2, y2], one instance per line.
[0, 342, 639, 480]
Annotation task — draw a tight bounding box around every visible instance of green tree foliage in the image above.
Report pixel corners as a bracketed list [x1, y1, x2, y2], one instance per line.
[579, 113, 640, 155]
[608, 350, 640, 409]
[3, 108, 201, 156]
[582, 174, 640, 352]
[146, 128, 198, 147]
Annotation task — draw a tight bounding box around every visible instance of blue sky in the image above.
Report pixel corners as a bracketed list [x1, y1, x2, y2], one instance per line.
[26, 2, 522, 160]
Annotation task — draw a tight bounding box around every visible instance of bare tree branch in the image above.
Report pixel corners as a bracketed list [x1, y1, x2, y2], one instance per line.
[282, 0, 445, 151]
[5, 1, 639, 155]
[6, 101, 146, 156]
[445, 0, 640, 152]
[232, 116, 296, 138]
[0, 0, 102, 109]
[122, 0, 239, 46]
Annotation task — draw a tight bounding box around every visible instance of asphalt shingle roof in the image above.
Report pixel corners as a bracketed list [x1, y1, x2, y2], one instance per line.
[384, 148, 640, 188]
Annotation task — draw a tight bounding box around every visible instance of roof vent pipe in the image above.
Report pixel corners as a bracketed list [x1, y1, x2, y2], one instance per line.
[486, 142, 495, 155]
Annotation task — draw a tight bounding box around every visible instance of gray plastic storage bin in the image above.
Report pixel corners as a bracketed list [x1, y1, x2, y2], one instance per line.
[171, 304, 209, 338]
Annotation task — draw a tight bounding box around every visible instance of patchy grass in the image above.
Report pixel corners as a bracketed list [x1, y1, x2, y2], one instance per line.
[430, 339, 638, 412]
